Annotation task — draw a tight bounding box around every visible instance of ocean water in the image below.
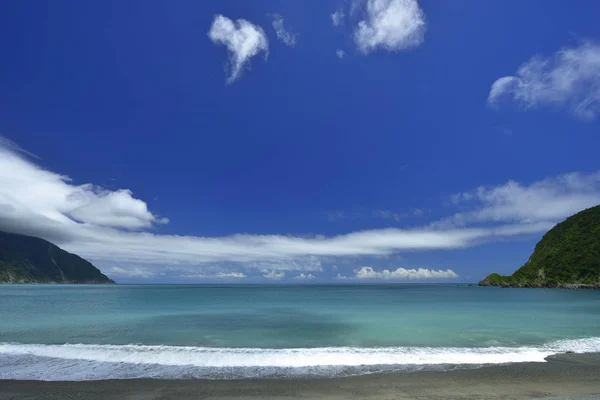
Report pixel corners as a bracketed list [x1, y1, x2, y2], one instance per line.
[1, 284, 600, 380]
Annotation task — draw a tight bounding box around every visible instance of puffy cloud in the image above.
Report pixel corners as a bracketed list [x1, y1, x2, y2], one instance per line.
[488, 41, 600, 120]
[263, 270, 285, 280]
[208, 15, 269, 83]
[354, 0, 426, 54]
[331, 9, 345, 27]
[335, 273, 352, 280]
[336, 49, 346, 59]
[335, 267, 458, 281]
[354, 266, 458, 280]
[293, 273, 316, 280]
[447, 172, 600, 226]
[270, 14, 296, 47]
[0, 140, 164, 230]
[69, 188, 168, 229]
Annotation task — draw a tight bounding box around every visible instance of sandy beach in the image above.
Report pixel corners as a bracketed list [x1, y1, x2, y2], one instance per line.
[1, 353, 600, 400]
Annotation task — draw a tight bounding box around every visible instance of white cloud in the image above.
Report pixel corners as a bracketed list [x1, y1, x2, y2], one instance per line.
[69, 188, 168, 229]
[270, 14, 296, 47]
[331, 9, 345, 27]
[372, 208, 425, 221]
[335, 267, 458, 281]
[488, 41, 600, 120]
[373, 210, 404, 222]
[335, 273, 352, 280]
[208, 15, 269, 83]
[248, 258, 323, 272]
[1, 140, 599, 281]
[336, 49, 346, 59]
[0, 141, 165, 230]
[354, 0, 426, 54]
[293, 273, 316, 280]
[184, 272, 246, 279]
[355, 266, 458, 280]
[107, 266, 155, 279]
[447, 172, 600, 226]
[263, 270, 285, 280]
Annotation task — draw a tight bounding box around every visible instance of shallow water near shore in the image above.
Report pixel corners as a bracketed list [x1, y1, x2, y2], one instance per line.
[1, 284, 600, 380]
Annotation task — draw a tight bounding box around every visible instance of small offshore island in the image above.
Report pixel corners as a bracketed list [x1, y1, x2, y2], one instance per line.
[0, 231, 114, 284]
[479, 205, 600, 289]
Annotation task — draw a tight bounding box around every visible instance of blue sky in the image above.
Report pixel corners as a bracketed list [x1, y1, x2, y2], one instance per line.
[0, 0, 599, 283]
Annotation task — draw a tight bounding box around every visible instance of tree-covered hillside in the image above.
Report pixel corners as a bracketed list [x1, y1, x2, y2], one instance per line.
[0, 231, 114, 284]
[479, 205, 600, 289]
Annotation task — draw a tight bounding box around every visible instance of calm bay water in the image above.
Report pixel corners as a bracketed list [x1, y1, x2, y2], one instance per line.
[1, 284, 600, 380]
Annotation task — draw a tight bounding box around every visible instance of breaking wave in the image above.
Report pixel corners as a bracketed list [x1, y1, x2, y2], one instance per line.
[1, 337, 599, 381]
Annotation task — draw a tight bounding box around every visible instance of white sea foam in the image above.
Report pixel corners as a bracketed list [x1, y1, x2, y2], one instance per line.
[1, 337, 599, 381]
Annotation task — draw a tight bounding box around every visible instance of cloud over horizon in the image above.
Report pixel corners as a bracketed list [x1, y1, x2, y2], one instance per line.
[263, 270, 286, 280]
[0, 140, 598, 281]
[208, 15, 269, 83]
[337, 266, 458, 280]
[488, 41, 600, 120]
[293, 273, 316, 280]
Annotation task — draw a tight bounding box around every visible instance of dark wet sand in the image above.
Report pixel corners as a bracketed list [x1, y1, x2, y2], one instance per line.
[2, 353, 600, 399]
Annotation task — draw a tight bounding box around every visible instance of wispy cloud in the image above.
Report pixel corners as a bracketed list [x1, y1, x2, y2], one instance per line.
[248, 258, 323, 273]
[336, 49, 346, 59]
[373, 210, 404, 222]
[337, 266, 458, 280]
[373, 208, 424, 222]
[208, 15, 269, 83]
[183, 272, 247, 279]
[331, 9, 345, 27]
[488, 41, 600, 120]
[327, 208, 425, 222]
[354, 0, 426, 54]
[107, 266, 155, 279]
[412, 208, 424, 217]
[1, 140, 598, 281]
[446, 172, 600, 227]
[270, 14, 297, 47]
[324, 210, 347, 221]
[0, 137, 39, 159]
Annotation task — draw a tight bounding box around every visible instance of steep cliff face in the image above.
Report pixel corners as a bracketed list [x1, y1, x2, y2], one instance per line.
[0, 231, 114, 284]
[479, 205, 600, 289]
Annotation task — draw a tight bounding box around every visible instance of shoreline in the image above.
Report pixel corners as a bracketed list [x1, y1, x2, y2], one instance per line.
[2, 353, 600, 399]
[478, 282, 600, 290]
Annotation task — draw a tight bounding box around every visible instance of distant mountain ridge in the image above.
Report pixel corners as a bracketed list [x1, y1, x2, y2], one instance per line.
[0, 231, 114, 284]
[479, 205, 600, 289]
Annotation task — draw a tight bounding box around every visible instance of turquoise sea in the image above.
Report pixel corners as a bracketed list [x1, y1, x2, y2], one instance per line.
[1, 284, 600, 380]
